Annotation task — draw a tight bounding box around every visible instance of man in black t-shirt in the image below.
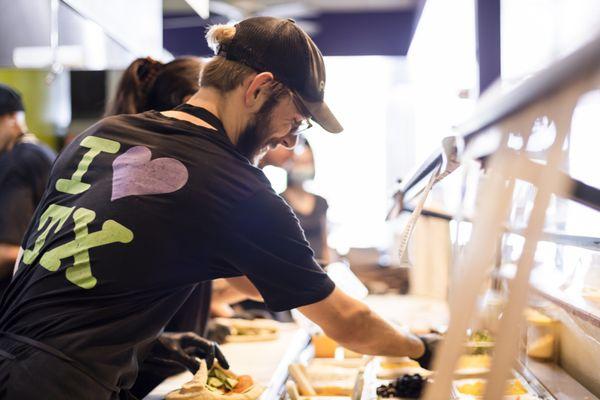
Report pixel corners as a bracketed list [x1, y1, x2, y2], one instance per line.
[0, 84, 54, 296]
[0, 18, 436, 399]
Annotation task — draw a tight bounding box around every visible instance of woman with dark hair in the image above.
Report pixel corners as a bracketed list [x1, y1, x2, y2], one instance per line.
[106, 56, 203, 116]
[106, 56, 223, 398]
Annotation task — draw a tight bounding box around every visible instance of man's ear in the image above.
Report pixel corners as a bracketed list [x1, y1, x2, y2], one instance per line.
[244, 72, 275, 112]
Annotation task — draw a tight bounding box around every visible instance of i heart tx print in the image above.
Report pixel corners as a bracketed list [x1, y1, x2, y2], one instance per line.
[111, 146, 189, 201]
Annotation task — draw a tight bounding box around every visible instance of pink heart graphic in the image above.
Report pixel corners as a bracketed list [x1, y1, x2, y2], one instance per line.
[111, 146, 188, 201]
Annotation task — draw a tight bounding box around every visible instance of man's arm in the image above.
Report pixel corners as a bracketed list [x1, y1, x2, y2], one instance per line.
[0, 244, 20, 281]
[299, 287, 425, 359]
[319, 215, 330, 265]
[211, 278, 259, 317]
[224, 276, 264, 302]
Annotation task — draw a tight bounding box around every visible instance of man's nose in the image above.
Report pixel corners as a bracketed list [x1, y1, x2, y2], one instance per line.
[279, 133, 299, 149]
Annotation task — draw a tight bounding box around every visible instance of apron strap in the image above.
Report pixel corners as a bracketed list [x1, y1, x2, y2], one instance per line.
[0, 331, 120, 393]
[173, 104, 227, 135]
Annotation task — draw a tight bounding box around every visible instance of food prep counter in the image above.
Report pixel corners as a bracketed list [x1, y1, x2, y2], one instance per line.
[144, 295, 447, 400]
[145, 323, 310, 400]
[143, 295, 597, 399]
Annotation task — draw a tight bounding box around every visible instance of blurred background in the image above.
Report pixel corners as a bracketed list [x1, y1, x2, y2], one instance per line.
[1, 0, 599, 291]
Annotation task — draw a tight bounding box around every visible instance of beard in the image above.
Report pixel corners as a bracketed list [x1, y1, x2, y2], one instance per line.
[235, 116, 270, 163]
[235, 95, 280, 164]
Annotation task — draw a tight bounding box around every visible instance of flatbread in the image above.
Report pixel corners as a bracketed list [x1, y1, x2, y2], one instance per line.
[215, 318, 280, 343]
[376, 357, 432, 379]
[166, 361, 264, 400]
[223, 332, 279, 343]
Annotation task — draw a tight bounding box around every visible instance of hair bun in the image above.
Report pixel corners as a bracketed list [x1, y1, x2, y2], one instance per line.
[206, 24, 236, 55]
[138, 57, 163, 92]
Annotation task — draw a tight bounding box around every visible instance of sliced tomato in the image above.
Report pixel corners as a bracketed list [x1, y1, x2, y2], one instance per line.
[231, 375, 254, 393]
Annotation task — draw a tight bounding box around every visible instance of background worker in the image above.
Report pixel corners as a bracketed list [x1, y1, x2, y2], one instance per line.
[0, 84, 54, 296]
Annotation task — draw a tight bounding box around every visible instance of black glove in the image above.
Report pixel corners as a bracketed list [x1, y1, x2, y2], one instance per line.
[414, 333, 442, 370]
[231, 310, 257, 320]
[232, 309, 270, 320]
[206, 320, 232, 344]
[151, 332, 229, 373]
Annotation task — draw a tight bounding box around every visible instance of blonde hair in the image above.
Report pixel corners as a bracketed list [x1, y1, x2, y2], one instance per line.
[201, 24, 257, 92]
[200, 25, 256, 93]
[201, 23, 292, 109]
[205, 24, 236, 54]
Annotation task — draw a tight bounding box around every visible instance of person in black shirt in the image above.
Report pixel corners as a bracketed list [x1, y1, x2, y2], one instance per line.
[0, 84, 55, 296]
[0, 17, 434, 400]
[267, 139, 330, 263]
[105, 55, 229, 398]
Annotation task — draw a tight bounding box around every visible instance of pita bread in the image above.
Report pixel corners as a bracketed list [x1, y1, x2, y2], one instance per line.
[215, 318, 280, 343]
[167, 361, 264, 400]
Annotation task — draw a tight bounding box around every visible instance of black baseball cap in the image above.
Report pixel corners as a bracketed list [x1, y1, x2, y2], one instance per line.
[0, 84, 25, 116]
[217, 16, 343, 133]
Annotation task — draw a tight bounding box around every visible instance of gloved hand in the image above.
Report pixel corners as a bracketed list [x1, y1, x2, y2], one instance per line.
[232, 309, 270, 320]
[414, 333, 443, 370]
[231, 310, 257, 320]
[152, 332, 229, 373]
[206, 320, 232, 344]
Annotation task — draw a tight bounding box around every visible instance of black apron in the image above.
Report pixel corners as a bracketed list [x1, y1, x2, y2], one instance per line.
[0, 332, 121, 399]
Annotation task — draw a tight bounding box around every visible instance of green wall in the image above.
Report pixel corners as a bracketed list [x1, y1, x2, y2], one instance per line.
[0, 69, 59, 150]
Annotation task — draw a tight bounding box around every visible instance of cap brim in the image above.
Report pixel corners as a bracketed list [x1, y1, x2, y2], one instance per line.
[297, 97, 343, 133]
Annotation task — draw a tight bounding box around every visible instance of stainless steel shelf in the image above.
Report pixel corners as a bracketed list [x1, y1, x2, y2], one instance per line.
[519, 358, 600, 400]
[395, 31, 600, 211]
[396, 207, 600, 251]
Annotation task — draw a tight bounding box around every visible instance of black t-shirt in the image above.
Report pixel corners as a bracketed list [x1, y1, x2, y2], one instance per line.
[0, 136, 54, 296]
[165, 281, 212, 336]
[0, 136, 55, 246]
[0, 110, 335, 390]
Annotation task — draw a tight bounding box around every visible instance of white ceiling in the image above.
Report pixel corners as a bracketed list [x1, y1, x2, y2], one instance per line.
[164, 0, 417, 18]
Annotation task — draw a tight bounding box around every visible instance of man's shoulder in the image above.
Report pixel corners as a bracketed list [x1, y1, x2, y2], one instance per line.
[89, 113, 145, 131]
[84, 113, 158, 133]
[238, 163, 273, 187]
[11, 135, 55, 166]
[235, 185, 298, 225]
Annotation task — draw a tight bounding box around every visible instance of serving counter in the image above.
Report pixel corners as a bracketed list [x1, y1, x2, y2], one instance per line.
[144, 323, 310, 400]
[144, 295, 447, 400]
[143, 291, 598, 399]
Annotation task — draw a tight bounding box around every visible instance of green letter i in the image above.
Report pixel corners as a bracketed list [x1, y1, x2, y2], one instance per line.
[56, 136, 120, 195]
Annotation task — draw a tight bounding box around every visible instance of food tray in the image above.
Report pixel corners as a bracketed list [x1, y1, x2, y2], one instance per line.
[360, 361, 547, 400]
[451, 375, 540, 400]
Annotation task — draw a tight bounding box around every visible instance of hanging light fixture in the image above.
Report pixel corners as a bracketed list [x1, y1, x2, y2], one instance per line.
[185, 0, 209, 19]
